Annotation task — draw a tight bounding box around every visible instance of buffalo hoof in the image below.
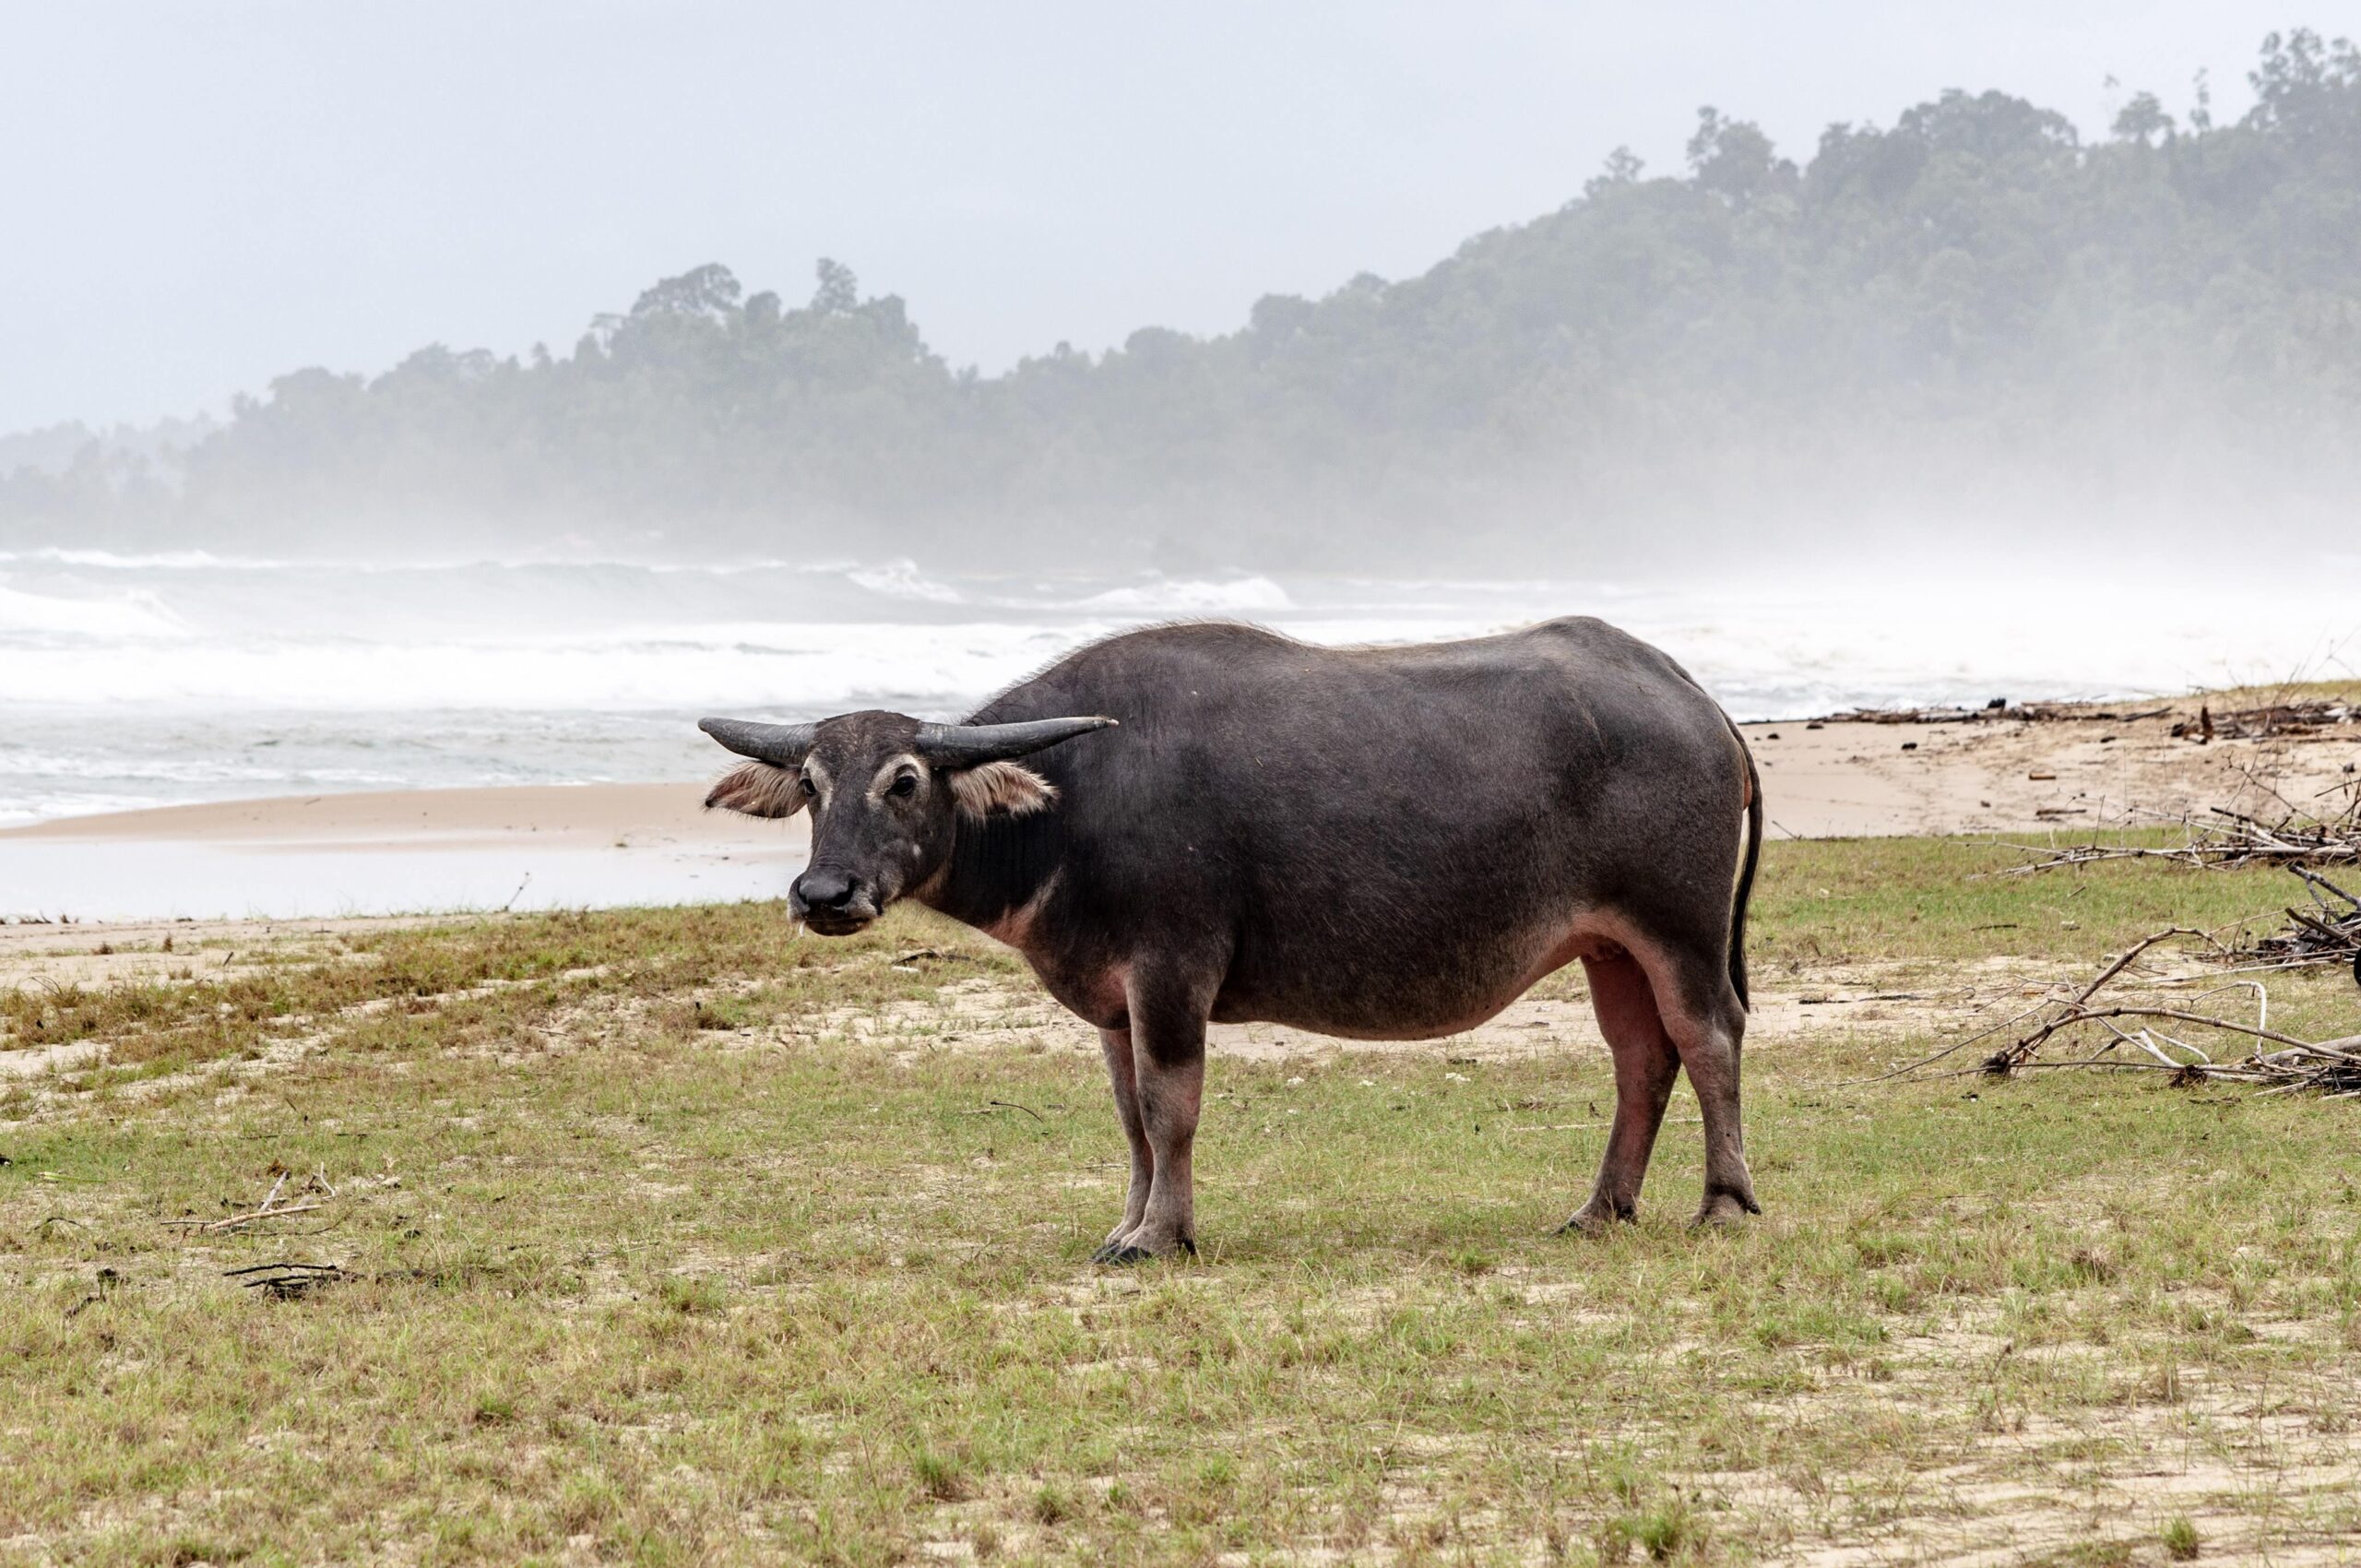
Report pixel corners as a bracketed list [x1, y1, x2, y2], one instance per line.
[1090, 1237, 1196, 1266]
[1558, 1199, 1636, 1235]
[1690, 1190, 1762, 1229]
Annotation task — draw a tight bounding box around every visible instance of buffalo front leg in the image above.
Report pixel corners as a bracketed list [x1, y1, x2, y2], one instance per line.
[1090, 1028, 1155, 1262]
[1562, 950, 1681, 1232]
[1097, 976, 1207, 1264]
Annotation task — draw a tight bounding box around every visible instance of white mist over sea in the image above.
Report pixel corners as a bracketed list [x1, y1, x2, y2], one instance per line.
[2, 547, 2355, 826]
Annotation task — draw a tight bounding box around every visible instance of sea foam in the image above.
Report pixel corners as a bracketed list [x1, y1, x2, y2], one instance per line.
[2, 552, 2354, 826]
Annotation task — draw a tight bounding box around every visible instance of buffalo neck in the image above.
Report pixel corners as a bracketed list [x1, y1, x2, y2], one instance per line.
[918, 810, 1062, 935]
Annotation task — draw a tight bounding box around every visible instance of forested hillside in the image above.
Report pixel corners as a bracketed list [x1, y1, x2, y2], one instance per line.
[8, 30, 2357, 571]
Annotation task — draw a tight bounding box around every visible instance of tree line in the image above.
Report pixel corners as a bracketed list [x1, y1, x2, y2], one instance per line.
[6, 30, 2357, 572]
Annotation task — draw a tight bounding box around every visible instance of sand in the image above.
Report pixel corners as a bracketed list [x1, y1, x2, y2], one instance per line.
[17, 711, 2356, 849]
[0, 782, 791, 850]
[1738, 708, 2360, 838]
[0, 783, 808, 923]
[2, 707, 2354, 923]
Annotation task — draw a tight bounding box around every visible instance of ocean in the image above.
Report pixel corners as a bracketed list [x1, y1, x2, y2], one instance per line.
[3, 546, 2355, 826]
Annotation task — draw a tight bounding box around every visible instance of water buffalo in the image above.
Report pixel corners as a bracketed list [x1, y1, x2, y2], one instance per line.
[701, 618, 1762, 1261]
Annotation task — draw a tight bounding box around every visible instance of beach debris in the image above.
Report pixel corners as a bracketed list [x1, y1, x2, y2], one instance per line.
[2241, 865, 2361, 982]
[1820, 702, 2173, 725]
[2172, 700, 2355, 741]
[1889, 911, 2361, 1095]
[2005, 792, 2361, 873]
[1896, 926, 2361, 1097]
[1809, 693, 2355, 735]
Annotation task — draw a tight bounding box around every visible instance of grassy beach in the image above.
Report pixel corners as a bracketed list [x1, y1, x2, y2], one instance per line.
[5, 830, 2358, 1565]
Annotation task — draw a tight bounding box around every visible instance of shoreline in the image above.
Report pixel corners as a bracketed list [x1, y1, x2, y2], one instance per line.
[0, 782, 809, 924]
[0, 781, 791, 850]
[3, 704, 2355, 924]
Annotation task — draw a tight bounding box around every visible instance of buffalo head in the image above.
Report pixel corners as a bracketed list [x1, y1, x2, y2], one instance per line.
[699, 708, 1116, 933]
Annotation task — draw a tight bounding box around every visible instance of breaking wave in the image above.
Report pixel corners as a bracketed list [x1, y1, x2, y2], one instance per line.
[0, 578, 184, 638]
[1, 549, 2354, 825]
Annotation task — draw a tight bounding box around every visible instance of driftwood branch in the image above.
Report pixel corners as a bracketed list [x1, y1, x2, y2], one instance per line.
[2002, 801, 2361, 875]
[1967, 925, 2361, 1097]
[162, 1202, 326, 1232]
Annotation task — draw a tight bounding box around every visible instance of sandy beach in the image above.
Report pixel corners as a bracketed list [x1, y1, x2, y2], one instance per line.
[0, 781, 795, 850]
[1738, 705, 2361, 837]
[0, 781, 808, 923]
[2, 703, 2354, 924]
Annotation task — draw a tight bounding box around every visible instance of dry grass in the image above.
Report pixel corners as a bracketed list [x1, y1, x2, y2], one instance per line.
[4, 842, 2359, 1564]
[2180, 677, 2359, 710]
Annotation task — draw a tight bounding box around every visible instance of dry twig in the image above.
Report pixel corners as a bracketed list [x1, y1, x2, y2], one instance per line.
[2002, 800, 2361, 874]
[1966, 926, 2361, 1097]
[163, 1202, 326, 1232]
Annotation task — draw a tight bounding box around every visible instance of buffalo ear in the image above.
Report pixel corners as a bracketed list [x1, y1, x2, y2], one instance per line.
[705, 761, 807, 818]
[947, 760, 1058, 819]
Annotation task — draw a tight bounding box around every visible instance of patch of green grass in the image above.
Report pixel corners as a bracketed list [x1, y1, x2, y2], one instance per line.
[1607, 1491, 1708, 1562]
[1749, 833, 2302, 968]
[5, 849, 2359, 1562]
[658, 1275, 728, 1315]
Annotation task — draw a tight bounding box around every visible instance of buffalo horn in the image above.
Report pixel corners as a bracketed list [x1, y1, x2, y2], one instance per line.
[698, 718, 819, 766]
[913, 716, 1118, 768]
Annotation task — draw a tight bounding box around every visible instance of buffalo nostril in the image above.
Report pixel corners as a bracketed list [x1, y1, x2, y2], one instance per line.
[794, 871, 857, 909]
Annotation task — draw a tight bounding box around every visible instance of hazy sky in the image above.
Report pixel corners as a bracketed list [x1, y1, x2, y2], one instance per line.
[6, 2, 2355, 434]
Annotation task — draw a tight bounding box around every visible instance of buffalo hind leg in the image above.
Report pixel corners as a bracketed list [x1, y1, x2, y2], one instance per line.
[1089, 1028, 1155, 1262]
[1097, 973, 1207, 1264]
[1561, 950, 1681, 1232]
[1656, 955, 1760, 1227]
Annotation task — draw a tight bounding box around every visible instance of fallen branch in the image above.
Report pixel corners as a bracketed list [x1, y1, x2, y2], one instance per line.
[2004, 801, 2361, 874]
[2170, 699, 2356, 741]
[2243, 864, 2361, 980]
[163, 1202, 325, 1232]
[1966, 926, 2361, 1096]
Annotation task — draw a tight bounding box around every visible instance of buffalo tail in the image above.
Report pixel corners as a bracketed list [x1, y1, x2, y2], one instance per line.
[1726, 719, 1763, 1012]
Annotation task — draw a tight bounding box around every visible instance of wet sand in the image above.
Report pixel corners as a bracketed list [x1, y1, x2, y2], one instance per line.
[0, 783, 808, 922]
[0, 782, 769, 849]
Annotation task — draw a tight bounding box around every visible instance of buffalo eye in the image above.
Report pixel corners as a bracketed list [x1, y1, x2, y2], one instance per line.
[798, 775, 818, 798]
[887, 773, 919, 800]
